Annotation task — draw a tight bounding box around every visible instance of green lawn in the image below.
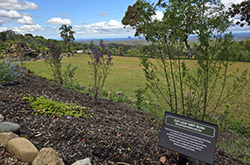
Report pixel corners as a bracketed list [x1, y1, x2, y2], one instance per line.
[25, 54, 146, 96]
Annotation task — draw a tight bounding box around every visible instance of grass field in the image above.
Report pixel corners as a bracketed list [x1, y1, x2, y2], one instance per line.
[25, 54, 146, 96]
[24, 54, 250, 125]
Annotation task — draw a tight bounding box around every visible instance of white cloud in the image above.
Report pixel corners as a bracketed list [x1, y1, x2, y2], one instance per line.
[74, 19, 135, 38]
[17, 15, 34, 24]
[12, 24, 44, 33]
[228, 25, 250, 33]
[0, 9, 23, 25]
[0, 9, 22, 18]
[156, 11, 164, 20]
[0, 0, 38, 11]
[221, 0, 242, 10]
[46, 17, 72, 25]
[0, 27, 8, 32]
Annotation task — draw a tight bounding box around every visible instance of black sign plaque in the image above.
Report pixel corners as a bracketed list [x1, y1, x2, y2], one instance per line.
[159, 111, 218, 165]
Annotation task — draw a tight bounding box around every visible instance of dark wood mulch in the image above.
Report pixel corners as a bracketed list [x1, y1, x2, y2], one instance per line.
[0, 73, 249, 165]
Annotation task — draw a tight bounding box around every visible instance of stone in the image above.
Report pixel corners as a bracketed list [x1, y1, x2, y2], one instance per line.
[32, 147, 64, 165]
[7, 138, 38, 162]
[72, 158, 91, 165]
[0, 132, 19, 147]
[0, 122, 20, 133]
[0, 114, 3, 123]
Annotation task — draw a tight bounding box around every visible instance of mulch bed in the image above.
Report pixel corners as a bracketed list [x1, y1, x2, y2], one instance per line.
[0, 73, 249, 165]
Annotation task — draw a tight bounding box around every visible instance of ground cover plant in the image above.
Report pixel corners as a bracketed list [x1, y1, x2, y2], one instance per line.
[21, 96, 91, 118]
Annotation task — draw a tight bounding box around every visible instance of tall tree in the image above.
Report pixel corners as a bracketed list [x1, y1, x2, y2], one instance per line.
[59, 24, 75, 56]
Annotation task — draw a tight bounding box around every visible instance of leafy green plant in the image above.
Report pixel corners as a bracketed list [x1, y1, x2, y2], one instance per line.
[226, 116, 250, 136]
[63, 63, 78, 88]
[133, 87, 146, 110]
[0, 60, 24, 85]
[216, 104, 250, 136]
[22, 96, 92, 118]
[217, 105, 231, 131]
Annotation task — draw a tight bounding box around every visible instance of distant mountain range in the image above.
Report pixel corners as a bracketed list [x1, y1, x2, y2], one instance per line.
[231, 32, 250, 40]
[75, 33, 250, 45]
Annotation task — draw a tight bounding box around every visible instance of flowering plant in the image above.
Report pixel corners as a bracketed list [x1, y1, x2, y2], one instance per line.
[45, 41, 63, 85]
[88, 41, 113, 100]
[0, 59, 24, 85]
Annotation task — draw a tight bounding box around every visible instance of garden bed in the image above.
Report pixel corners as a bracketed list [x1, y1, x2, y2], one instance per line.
[0, 73, 249, 164]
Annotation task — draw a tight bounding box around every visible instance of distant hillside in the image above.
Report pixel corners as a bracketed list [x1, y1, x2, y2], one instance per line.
[76, 38, 151, 46]
[76, 33, 250, 45]
[232, 33, 250, 40]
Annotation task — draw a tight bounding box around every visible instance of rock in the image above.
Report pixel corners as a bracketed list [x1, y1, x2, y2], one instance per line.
[0, 132, 19, 147]
[116, 91, 124, 96]
[0, 122, 20, 133]
[32, 147, 64, 165]
[72, 158, 91, 165]
[7, 138, 38, 162]
[0, 114, 3, 123]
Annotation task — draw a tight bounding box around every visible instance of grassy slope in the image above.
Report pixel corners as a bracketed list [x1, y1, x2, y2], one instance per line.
[25, 54, 250, 124]
[24, 54, 250, 163]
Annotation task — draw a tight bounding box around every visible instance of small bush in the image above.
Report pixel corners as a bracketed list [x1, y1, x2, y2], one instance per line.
[133, 88, 146, 110]
[63, 64, 78, 88]
[0, 60, 23, 85]
[45, 41, 63, 85]
[88, 41, 113, 100]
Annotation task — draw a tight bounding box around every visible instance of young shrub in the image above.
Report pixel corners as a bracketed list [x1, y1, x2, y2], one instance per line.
[45, 41, 63, 85]
[88, 41, 113, 100]
[134, 87, 146, 110]
[0, 60, 23, 85]
[63, 64, 78, 88]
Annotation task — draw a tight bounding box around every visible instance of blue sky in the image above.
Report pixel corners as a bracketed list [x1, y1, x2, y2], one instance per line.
[0, 0, 248, 39]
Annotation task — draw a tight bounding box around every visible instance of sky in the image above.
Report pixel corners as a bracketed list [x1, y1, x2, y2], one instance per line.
[0, 0, 248, 39]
